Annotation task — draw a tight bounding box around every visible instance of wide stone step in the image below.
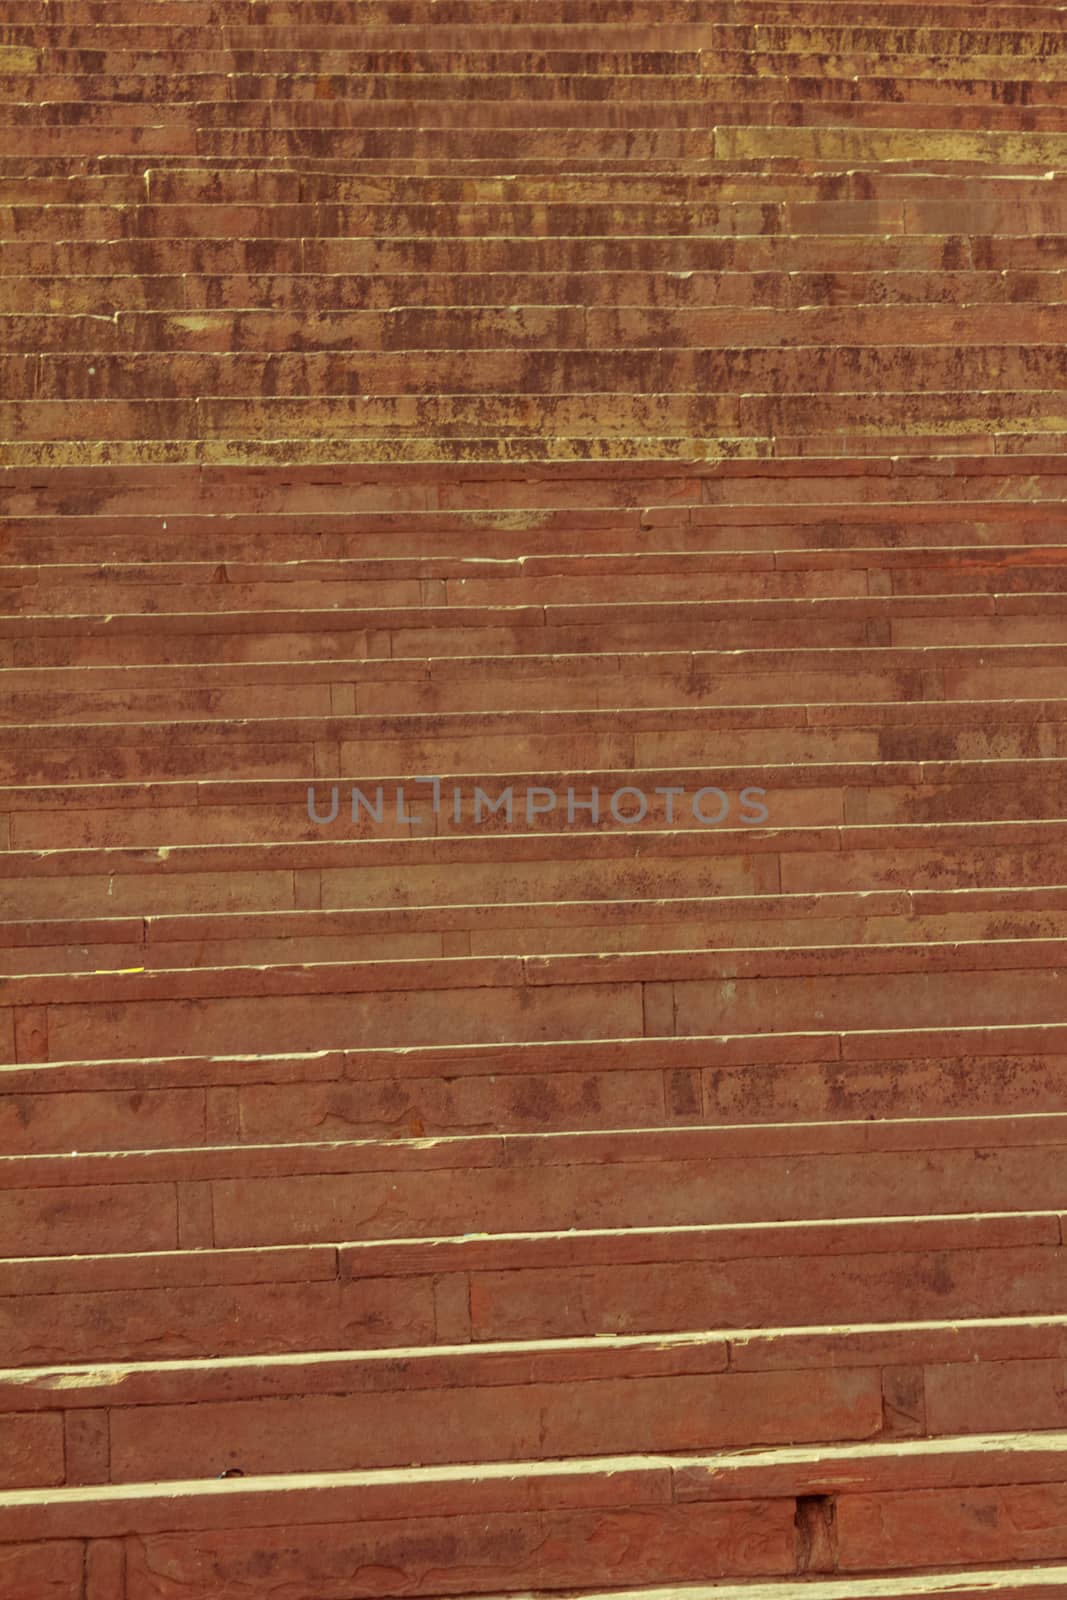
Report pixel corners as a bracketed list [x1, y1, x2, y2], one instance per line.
[4, 143, 1053, 169]
[4, 391, 1066, 448]
[14, 10, 1067, 36]
[7, 593, 1067, 667]
[7, 235, 1064, 280]
[4, 403, 1063, 461]
[8, 306, 1067, 355]
[3, 1209, 1064, 1364]
[5, 938, 1067, 1059]
[11, 0, 1067, 24]
[0, 196, 988, 239]
[2, 452, 1057, 518]
[10, 75, 1067, 116]
[0, 756, 1017, 842]
[7, 1110, 1067, 1247]
[6, 167, 1067, 203]
[9, 100, 1067, 139]
[4, 125, 1018, 163]
[16, 23, 1067, 63]
[16, 28, 1067, 64]
[1, 190, 1064, 242]
[6, 545, 1066, 615]
[7, 635, 1064, 702]
[4, 1021, 1065, 1151]
[5, 389, 1067, 439]
[20, 431, 1067, 467]
[5, 502, 1063, 564]
[6, 817, 1066, 919]
[15, 74, 1067, 106]
[8, 697, 1067, 784]
[14, 1312, 1067, 1487]
[7, 435, 1067, 470]
[7, 269, 1067, 319]
[11, 0, 1067, 20]
[5, 126, 1065, 171]
[8, 1430, 1067, 1592]
[4, 644, 1066, 720]
[3, 515, 1063, 566]
[9, 152, 1054, 181]
[3, 753, 1063, 848]
[10, 0, 1067, 20]
[16, 125, 1053, 174]
[0, 1329, 886, 1488]
[12, 349, 1067, 406]
[12, 878, 1067, 974]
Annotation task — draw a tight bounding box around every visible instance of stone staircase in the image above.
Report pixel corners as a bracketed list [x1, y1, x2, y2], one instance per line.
[3, 0, 1067, 1595]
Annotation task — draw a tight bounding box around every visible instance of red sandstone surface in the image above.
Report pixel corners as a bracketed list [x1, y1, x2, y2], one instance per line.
[3, 0, 1067, 1595]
